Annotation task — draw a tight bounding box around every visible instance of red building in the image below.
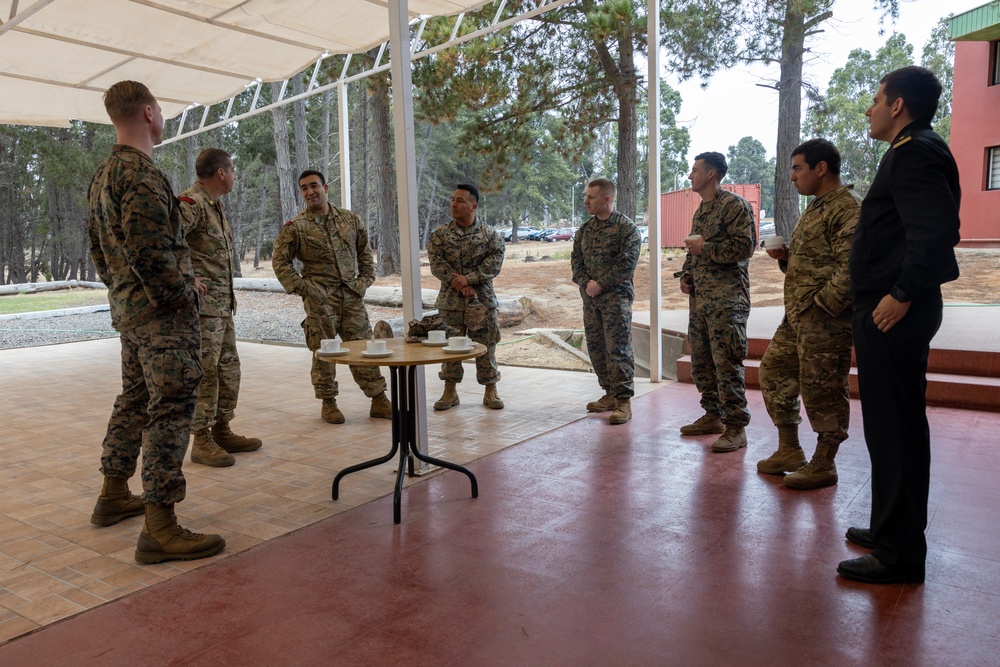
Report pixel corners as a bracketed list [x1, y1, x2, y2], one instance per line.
[658, 184, 761, 248]
[950, 3, 1000, 246]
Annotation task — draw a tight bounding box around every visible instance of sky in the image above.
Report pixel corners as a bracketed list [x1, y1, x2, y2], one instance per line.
[665, 0, 987, 165]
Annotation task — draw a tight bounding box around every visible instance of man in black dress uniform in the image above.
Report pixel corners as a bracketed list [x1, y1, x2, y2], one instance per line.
[838, 66, 960, 584]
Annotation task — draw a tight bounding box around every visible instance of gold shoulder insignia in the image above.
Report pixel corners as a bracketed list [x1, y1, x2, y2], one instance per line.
[892, 136, 912, 149]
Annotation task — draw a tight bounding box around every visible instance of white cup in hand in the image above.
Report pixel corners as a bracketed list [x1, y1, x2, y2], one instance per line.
[428, 330, 446, 343]
[367, 339, 387, 354]
[449, 336, 470, 350]
[320, 339, 340, 353]
[685, 234, 702, 244]
[763, 236, 785, 250]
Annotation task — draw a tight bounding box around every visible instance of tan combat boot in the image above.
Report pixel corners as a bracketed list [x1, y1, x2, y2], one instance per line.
[90, 476, 145, 526]
[586, 394, 616, 413]
[609, 398, 632, 425]
[190, 429, 235, 467]
[784, 438, 839, 490]
[370, 392, 392, 419]
[134, 503, 226, 564]
[712, 426, 748, 452]
[680, 413, 725, 435]
[483, 385, 504, 410]
[434, 382, 460, 411]
[212, 420, 263, 453]
[757, 425, 807, 474]
[322, 398, 345, 424]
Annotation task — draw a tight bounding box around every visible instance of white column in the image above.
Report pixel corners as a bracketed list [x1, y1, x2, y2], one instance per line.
[388, 0, 429, 455]
[338, 80, 351, 209]
[647, 0, 662, 382]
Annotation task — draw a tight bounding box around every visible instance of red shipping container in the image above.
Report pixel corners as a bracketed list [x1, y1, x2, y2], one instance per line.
[658, 184, 761, 248]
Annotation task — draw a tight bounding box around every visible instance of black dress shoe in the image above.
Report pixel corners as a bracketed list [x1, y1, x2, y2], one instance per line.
[846, 526, 877, 549]
[837, 554, 924, 584]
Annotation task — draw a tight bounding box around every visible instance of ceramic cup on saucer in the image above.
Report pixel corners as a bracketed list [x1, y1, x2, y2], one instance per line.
[428, 330, 446, 344]
[320, 338, 341, 354]
[367, 339, 387, 355]
[448, 336, 471, 350]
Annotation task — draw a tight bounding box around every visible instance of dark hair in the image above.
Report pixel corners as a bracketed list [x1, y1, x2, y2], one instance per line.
[791, 138, 841, 176]
[195, 149, 232, 180]
[456, 184, 479, 203]
[103, 80, 156, 123]
[694, 151, 728, 180]
[298, 170, 326, 186]
[880, 66, 942, 125]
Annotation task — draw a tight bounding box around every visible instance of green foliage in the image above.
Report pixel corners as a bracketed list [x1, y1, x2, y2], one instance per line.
[921, 17, 955, 142]
[725, 136, 775, 214]
[805, 33, 915, 194]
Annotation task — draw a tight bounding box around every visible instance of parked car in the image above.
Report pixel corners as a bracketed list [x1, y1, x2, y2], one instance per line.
[546, 227, 576, 242]
[637, 226, 649, 243]
[528, 228, 556, 241]
[503, 227, 540, 242]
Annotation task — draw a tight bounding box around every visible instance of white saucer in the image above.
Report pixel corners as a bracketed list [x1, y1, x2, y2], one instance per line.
[361, 350, 394, 358]
[422, 340, 449, 347]
[317, 348, 350, 357]
[442, 345, 475, 353]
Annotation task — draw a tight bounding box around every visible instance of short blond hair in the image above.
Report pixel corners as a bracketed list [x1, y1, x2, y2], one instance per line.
[103, 81, 156, 123]
[587, 178, 616, 200]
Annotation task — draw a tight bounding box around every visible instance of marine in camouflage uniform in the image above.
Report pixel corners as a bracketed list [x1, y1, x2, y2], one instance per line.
[178, 149, 262, 467]
[757, 139, 861, 490]
[571, 179, 641, 425]
[427, 185, 505, 410]
[677, 153, 756, 451]
[272, 170, 388, 423]
[89, 144, 202, 506]
[88, 80, 223, 564]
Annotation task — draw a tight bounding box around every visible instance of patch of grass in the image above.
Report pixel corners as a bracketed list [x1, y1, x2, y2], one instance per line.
[547, 249, 572, 261]
[567, 333, 584, 349]
[0, 289, 109, 315]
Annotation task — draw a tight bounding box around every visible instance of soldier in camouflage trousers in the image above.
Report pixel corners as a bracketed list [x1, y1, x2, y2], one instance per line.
[179, 149, 263, 468]
[88, 80, 224, 565]
[571, 178, 642, 425]
[757, 139, 861, 490]
[427, 185, 506, 411]
[272, 170, 390, 424]
[677, 152, 757, 452]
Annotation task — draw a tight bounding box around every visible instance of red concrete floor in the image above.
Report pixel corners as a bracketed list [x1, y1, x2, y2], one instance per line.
[2, 383, 999, 666]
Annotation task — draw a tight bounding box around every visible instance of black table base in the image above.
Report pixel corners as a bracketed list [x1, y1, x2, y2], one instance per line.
[332, 364, 478, 524]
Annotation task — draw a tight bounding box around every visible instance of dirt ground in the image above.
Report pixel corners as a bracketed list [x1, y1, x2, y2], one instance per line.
[241, 242, 1000, 369]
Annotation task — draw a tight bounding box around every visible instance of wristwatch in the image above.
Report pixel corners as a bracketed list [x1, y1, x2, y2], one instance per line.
[890, 285, 910, 303]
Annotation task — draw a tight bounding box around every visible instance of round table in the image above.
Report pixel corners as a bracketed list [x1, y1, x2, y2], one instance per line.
[316, 337, 485, 524]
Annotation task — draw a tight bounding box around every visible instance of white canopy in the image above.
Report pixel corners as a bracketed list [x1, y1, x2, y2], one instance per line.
[0, 0, 490, 127]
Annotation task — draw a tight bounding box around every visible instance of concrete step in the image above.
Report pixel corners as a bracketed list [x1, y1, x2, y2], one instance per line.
[676, 345, 1000, 412]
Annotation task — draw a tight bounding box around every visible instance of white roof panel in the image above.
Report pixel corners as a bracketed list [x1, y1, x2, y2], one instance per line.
[0, 0, 493, 126]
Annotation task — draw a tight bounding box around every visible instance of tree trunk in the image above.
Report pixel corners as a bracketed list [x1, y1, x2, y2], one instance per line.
[291, 76, 310, 178]
[270, 82, 300, 223]
[254, 167, 269, 269]
[773, 1, 806, 239]
[614, 28, 639, 222]
[367, 74, 400, 277]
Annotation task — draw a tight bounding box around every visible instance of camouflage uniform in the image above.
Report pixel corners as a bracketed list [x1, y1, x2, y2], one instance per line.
[678, 189, 756, 427]
[272, 203, 386, 399]
[759, 186, 861, 442]
[571, 211, 642, 399]
[178, 184, 241, 432]
[427, 218, 505, 385]
[88, 144, 202, 505]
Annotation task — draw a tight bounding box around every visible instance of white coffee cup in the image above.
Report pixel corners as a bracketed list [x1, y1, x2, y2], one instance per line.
[449, 336, 470, 350]
[367, 339, 387, 354]
[685, 234, 703, 244]
[428, 330, 446, 343]
[320, 338, 340, 353]
[763, 236, 785, 250]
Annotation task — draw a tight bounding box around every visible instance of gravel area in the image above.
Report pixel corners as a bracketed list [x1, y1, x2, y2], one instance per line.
[0, 290, 405, 350]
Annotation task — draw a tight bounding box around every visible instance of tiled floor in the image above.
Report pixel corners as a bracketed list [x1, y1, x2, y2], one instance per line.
[0, 338, 657, 644]
[3, 339, 1000, 665]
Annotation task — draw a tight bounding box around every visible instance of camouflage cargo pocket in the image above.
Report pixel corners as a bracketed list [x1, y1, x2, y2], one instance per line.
[464, 301, 489, 333]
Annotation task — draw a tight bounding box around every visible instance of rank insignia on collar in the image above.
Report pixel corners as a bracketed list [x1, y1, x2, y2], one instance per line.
[284, 220, 294, 226]
[179, 196, 195, 204]
[892, 136, 912, 149]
